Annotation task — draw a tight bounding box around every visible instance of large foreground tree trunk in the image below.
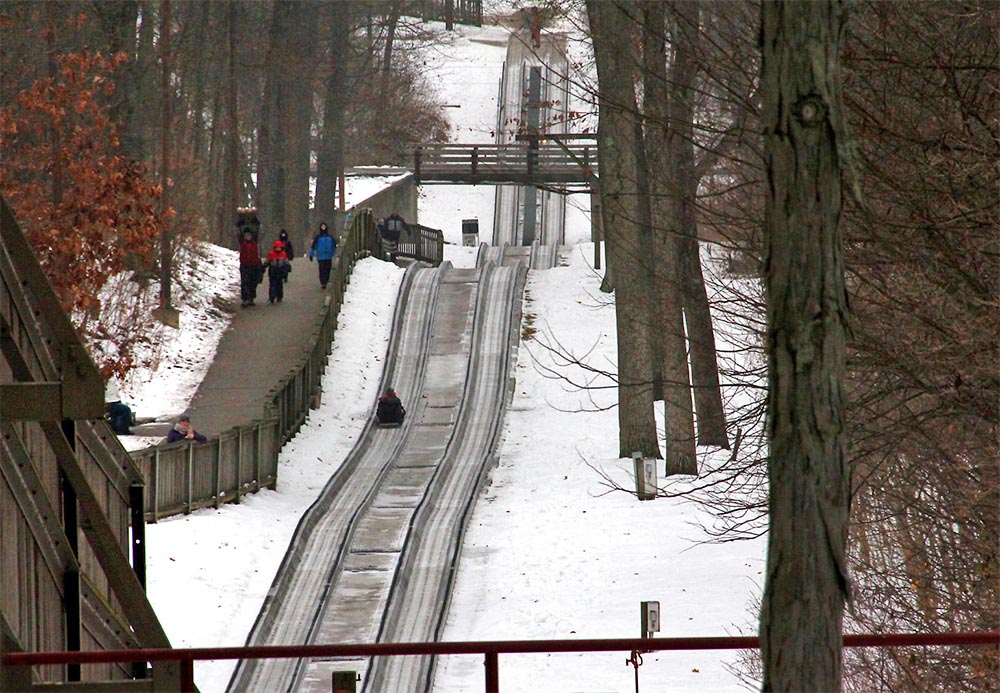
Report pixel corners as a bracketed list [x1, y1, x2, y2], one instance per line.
[587, 0, 661, 460]
[758, 1, 851, 691]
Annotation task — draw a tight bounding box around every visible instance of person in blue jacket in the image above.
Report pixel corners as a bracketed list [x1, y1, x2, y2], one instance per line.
[308, 222, 337, 289]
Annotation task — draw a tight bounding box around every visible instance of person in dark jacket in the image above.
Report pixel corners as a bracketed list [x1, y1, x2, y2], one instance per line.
[104, 381, 133, 435]
[379, 213, 405, 262]
[264, 240, 291, 303]
[308, 222, 337, 289]
[166, 414, 208, 443]
[376, 387, 406, 425]
[237, 220, 262, 307]
[383, 212, 409, 241]
[278, 229, 295, 275]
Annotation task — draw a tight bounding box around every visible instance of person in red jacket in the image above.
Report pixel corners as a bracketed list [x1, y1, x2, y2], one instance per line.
[237, 213, 263, 307]
[264, 240, 291, 303]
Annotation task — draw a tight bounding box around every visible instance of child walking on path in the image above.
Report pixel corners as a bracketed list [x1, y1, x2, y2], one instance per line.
[265, 240, 291, 303]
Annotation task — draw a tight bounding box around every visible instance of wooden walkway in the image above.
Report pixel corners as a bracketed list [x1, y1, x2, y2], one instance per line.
[413, 142, 597, 186]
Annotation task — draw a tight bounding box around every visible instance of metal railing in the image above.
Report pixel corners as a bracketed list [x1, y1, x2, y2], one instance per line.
[4, 632, 996, 692]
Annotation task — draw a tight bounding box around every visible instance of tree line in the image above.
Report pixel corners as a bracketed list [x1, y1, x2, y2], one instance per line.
[570, 0, 996, 690]
[1, 0, 451, 376]
[1, 0, 995, 690]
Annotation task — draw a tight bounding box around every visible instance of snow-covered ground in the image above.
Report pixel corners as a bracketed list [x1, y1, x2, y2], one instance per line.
[127, 19, 766, 693]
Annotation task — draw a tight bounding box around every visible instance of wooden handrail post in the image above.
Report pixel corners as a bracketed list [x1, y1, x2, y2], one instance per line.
[151, 448, 160, 521]
[184, 442, 193, 515]
[235, 428, 243, 503]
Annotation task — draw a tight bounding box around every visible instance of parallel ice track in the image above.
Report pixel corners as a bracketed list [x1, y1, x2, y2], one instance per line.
[228, 259, 525, 693]
[476, 241, 559, 270]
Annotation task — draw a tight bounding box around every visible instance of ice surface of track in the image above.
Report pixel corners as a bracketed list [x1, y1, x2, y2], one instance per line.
[228, 260, 524, 693]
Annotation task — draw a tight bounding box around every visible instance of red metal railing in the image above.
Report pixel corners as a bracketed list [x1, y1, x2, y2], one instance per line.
[4, 632, 997, 692]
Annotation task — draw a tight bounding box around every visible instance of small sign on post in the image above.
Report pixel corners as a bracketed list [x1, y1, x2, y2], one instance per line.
[632, 451, 657, 501]
[462, 218, 479, 246]
[641, 601, 661, 639]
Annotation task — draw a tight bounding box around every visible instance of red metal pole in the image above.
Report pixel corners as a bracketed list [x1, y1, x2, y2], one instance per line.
[484, 651, 498, 693]
[180, 658, 195, 692]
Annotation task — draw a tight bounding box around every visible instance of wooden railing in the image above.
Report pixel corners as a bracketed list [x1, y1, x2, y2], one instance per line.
[413, 143, 597, 185]
[383, 223, 444, 265]
[130, 210, 382, 523]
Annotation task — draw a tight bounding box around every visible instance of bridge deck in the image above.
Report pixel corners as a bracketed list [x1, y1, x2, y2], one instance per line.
[413, 143, 597, 185]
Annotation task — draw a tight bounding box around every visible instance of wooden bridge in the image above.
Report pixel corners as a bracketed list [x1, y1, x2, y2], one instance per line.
[412, 141, 598, 188]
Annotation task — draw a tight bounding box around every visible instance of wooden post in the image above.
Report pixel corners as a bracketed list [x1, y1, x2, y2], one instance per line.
[214, 436, 222, 509]
[235, 429, 243, 504]
[184, 442, 193, 514]
[151, 448, 160, 521]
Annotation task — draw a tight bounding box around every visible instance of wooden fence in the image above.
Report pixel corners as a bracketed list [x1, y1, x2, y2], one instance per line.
[130, 209, 383, 523]
[383, 223, 445, 265]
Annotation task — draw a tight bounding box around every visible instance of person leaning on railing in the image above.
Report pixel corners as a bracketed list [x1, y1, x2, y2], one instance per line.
[166, 414, 208, 444]
[381, 212, 409, 261]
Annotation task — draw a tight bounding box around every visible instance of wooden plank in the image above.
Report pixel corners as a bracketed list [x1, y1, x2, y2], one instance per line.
[0, 423, 78, 583]
[38, 421, 172, 651]
[0, 383, 61, 420]
[0, 197, 104, 419]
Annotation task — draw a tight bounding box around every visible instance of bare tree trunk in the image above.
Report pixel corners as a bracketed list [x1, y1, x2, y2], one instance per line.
[759, 2, 850, 691]
[224, 0, 240, 244]
[131, 1, 158, 163]
[157, 0, 173, 316]
[91, 0, 141, 160]
[642, 0, 697, 475]
[382, 0, 402, 77]
[315, 0, 355, 231]
[587, 0, 661, 460]
[282, 3, 317, 246]
[670, 0, 729, 450]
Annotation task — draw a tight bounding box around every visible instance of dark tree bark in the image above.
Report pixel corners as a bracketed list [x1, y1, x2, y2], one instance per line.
[224, 0, 241, 243]
[587, 0, 661, 460]
[381, 0, 402, 78]
[157, 0, 173, 316]
[669, 0, 729, 450]
[91, 0, 142, 160]
[258, 1, 318, 239]
[642, 0, 697, 475]
[758, 1, 851, 691]
[315, 0, 356, 228]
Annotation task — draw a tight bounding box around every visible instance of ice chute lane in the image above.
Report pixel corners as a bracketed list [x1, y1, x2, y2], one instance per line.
[227, 259, 526, 693]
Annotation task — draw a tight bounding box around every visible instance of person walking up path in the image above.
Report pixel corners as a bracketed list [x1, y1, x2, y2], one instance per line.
[264, 240, 291, 303]
[237, 214, 263, 307]
[308, 222, 337, 289]
[182, 255, 332, 436]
